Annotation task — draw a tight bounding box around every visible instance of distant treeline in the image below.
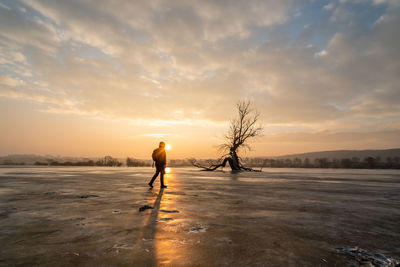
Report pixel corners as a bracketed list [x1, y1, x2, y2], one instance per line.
[126, 157, 151, 167]
[1, 160, 26, 165]
[242, 156, 400, 169]
[2, 156, 150, 167]
[2, 156, 400, 169]
[43, 156, 122, 166]
[30, 156, 122, 167]
[34, 161, 96, 166]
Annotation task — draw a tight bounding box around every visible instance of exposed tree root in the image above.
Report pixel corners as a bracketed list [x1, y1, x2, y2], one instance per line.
[190, 157, 261, 172]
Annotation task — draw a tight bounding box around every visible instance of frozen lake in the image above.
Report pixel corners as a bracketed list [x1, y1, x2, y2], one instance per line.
[0, 167, 399, 266]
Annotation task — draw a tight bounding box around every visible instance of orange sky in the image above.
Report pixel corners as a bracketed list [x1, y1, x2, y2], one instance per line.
[1, 0, 399, 158]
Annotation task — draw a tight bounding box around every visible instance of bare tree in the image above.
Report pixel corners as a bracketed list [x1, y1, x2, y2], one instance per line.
[192, 101, 263, 171]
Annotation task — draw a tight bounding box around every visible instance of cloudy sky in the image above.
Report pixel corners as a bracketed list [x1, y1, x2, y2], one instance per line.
[0, 0, 399, 158]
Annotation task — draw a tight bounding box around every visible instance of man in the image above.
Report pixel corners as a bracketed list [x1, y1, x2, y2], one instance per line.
[148, 141, 167, 189]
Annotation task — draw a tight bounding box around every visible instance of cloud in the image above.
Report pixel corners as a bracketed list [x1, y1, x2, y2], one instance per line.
[0, 75, 26, 87]
[0, 0, 399, 133]
[0, 6, 60, 53]
[324, 3, 335, 10]
[0, 2, 11, 10]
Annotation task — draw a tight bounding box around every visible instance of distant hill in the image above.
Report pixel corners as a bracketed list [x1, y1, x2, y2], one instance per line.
[273, 148, 400, 161]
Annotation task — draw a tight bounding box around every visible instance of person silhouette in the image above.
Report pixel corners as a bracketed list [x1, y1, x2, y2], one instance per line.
[148, 141, 167, 189]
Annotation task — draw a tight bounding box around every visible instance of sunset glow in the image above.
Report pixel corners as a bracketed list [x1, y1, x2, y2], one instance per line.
[0, 0, 399, 159]
[165, 144, 171, 151]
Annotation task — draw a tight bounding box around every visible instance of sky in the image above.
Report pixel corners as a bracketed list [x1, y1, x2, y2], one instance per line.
[0, 0, 399, 159]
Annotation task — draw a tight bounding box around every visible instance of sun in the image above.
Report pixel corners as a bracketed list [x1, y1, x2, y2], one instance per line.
[165, 144, 171, 150]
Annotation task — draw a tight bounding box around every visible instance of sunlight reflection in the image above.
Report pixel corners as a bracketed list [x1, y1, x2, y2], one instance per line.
[154, 170, 189, 265]
[165, 167, 171, 174]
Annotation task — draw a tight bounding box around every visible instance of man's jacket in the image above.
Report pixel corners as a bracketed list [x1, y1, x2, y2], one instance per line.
[152, 148, 166, 167]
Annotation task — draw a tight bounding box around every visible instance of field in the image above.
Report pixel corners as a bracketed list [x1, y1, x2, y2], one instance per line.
[0, 167, 399, 266]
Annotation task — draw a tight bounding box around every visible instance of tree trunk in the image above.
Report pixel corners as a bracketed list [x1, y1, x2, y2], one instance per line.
[220, 157, 240, 171]
[191, 151, 260, 172]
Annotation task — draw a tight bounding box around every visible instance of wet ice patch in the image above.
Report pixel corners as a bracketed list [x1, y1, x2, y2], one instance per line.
[160, 209, 179, 213]
[43, 192, 100, 200]
[64, 252, 80, 257]
[78, 194, 99, 198]
[159, 218, 173, 221]
[337, 247, 400, 267]
[0, 207, 18, 219]
[139, 205, 153, 212]
[189, 226, 207, 233]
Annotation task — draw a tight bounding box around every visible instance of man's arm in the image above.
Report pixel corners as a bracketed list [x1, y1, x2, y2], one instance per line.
[162, 151, 167, 168]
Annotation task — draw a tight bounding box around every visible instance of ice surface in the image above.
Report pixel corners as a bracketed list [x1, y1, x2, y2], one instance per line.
[0, 167, 399, 266]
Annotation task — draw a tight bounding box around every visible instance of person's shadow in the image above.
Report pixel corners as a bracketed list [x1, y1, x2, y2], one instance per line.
[134, 188, 164, 266]
[145, 187, 164, 236]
